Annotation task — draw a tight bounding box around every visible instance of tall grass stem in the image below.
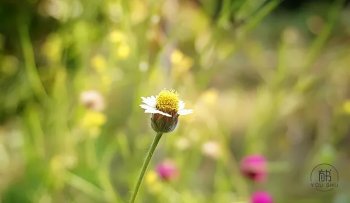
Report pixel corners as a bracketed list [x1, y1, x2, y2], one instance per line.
[130, 132, 163, 203]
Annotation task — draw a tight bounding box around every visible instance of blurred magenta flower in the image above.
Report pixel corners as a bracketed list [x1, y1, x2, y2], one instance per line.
[251, 191, 273, 203]
[240, 154, 267, 182]
[156, 160, 178, 181]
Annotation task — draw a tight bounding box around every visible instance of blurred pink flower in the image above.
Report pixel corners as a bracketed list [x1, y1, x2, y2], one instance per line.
[251, 191, 273, 203]
[240, 154, 267, 182]
[156, 160, 178, 181]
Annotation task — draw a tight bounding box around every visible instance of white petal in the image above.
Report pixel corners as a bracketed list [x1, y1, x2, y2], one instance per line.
[179, 100, 185, 110]
[141, 96, 148, 102]
[155, 111, 172, 117]
[148, 97, 156, 107]
[141, 96, 152, 103]
[142, 96, 156, 107]
[141, 96, 152, 104]
[140, 104, 154, 110]
[178, 109, 193, 115]
[145, 109, 172, 117]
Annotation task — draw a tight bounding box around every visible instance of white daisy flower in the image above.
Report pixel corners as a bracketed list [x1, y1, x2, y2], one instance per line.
[140, 90, 193, 117]
[140, 89, 192, 133]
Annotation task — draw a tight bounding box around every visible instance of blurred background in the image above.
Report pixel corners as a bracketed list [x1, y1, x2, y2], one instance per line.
[0, 0, 350, 202]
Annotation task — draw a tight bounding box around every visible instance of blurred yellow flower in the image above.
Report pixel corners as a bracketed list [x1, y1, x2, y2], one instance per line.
[117, 43, 130, 59]
[42, 34, 62, 63]
[81, 111, 106, 137]
[91, 55, 107, 73]
[130, 0, 148, 24]
[146, 170, 158, 184]
[171, 50, 184, 64]
[145, 170, 161, 193]
[170, 49, 193, 78]
[200, 89, 218, 106]
[343, 100, 350, 114]
[109, 29, 130, 63]
[109, 30, 125, 44]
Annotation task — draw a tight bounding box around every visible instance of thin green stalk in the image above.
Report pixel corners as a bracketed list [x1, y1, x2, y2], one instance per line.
[239, 0, 281, 36]
[303, 0, 345, 70]
[65, 171, 105, 201]
[85, 137, 97, 168]
[18, 22, 47, 99]
[130, 132, 163, 203]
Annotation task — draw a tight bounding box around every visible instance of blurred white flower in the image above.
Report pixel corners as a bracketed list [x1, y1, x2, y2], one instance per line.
[80, 90, 105, 111]
[175, 137, 191, 151]
[202, 141, 222, 159]
[139, 61, 149, 72]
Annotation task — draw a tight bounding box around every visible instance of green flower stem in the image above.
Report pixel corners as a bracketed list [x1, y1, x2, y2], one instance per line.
[130, 132, 163, 203]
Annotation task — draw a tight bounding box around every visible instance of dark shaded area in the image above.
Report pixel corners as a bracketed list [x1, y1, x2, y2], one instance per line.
[0, 1, 59, 54]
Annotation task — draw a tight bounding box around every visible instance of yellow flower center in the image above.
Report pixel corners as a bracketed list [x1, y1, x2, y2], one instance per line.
[156, 90, 179, 114]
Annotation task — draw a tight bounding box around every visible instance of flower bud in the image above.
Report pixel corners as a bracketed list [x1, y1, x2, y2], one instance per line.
[151, 113, 178, 133]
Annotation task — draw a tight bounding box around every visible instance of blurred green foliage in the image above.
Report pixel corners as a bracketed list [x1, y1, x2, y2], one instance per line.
[0, 0, 350, 202]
